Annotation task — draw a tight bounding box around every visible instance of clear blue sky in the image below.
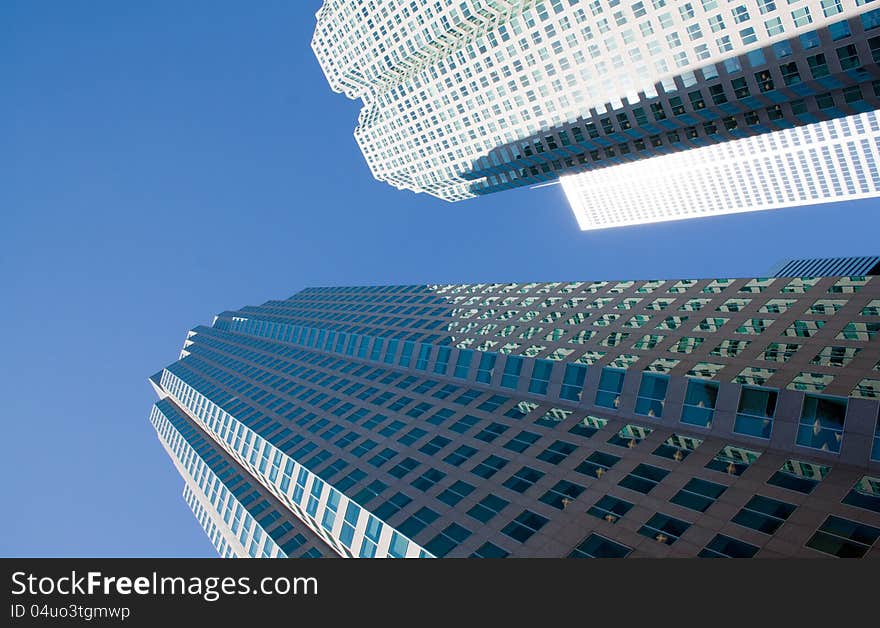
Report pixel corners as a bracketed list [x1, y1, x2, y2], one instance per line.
[2, 1, 878, 557]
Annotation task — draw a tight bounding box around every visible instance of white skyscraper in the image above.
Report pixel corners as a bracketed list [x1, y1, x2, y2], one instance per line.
[313, 0, 880, 209]
[562, 109, 880, 229]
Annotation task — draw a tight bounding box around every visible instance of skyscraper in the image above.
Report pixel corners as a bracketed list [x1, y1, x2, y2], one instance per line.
[312, 0, 880, 213]
[562, 109, 880, 229]
[149, 275, 880, 557]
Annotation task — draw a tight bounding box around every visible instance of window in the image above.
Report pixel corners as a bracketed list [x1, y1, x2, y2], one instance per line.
[595, 367, 625, 408]
[706, 444, 762, 476]
[443, 445, 478, 467]
[411, 468, 446, 492]
[420, 436, 451, 456]
[671, 477, 727, 512]
[471, 454, 509, 479]
[470, 542, 509, 558]
[449, 414, 480, 434]
[540, 480, 586, 510]
[735, 387, 777, 439]
[436, 481, 475, 507]
[424, 523, 471, 558]
[397, 507, 439, 538]
[504, 430, 541, 453]
[475, 352, 496, 384]
[528, 359, 554, 395]
[575, 450, 621, 479]
[635, 373, 668, 417]
[791, 6, 812, 27]
[639, 512, 691, 545]
[387, 456, 418, 478]
[797, 395, 847, 453]
[477, 394, 509, 413]
[560, 363, 587, 401]
[806, 515, 880, 558]
[587, 494, 634, 523]
[373, 492, 412, 520]
[842, 475, 880, 513]
[732, 495, 796, 534]
[503, 466, 545, 493]
[537, 440, 578, 465]
[569, 415, 607, 438]
[501, 356, 523, 389]
[569, 534, 631, 558]
[619, 463, 670, 494]
[433, 346, 451, 374]
[767, 460, 829, 494]
[530, 407, 569, 430]
[467, 494, 509, 523]
[699, 534, 759, 558]
[608, 424, 653, 448]
[653, 434, 703, 461]
[681, 380, 719, 428]
[453, 349, 473, 379]
[502, 510, 549, 543]
[474, 422, 509, 444]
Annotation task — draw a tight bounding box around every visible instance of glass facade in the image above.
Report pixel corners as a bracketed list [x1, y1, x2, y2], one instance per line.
[149, 277, 880, 557]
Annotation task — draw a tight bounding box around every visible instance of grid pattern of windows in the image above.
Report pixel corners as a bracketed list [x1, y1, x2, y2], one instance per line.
[152, 280, 880, 557]
[314, 0, 880, 209]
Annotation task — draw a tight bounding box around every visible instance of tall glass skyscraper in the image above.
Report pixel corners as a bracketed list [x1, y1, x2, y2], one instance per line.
[313, 0, 880, 218]
[149, 276, 880, 557]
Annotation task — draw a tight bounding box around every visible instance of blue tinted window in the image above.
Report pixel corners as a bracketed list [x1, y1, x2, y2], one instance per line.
[635, 373, 668, 418]
[528, 359, 554, 395]
[734, 387, 777, 439]
[415, 344, 432, 370]
[501, 356, 523, 389]
[681, 379, 718, 428]
[453, 349, 474, 379]
[797, 395, 847, 453]
[476, 352, 497, 384]
[434, 346, 451, 375]
[559, 363, 587, 401]
[595, 367, 625, 409]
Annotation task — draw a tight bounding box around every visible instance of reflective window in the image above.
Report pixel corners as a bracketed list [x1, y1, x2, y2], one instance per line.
[806, 515, 880, 558]
[569, 415, 607, 438]
[842, 475, 880, 513]
[608, 423, 653, 448]
[574, 450, 621, 479]
[732, 495, 796, 534]
[587, 494, 634, 524]
[618, 463, 670, 494]
[653, 434, 702, 461]
[734, 386, 777, 439]
[502, 510, 549, 544]
[475, 352, 496, 383]
[681, 380, 719, 428]
[639, 512, 690, 545]
[502, 466, 545, 493]
[635, 373, 668, 418]
[560, 363, 588, 401]
[528, 359, 554, 395]
[467, 494, 509, 523]
[706, 445, 762, 476]
[568, 534, 631, 558]
[767, 460, 830, 494]
[539, 480, 586, 510]
[671, 477, 727, 512]
[797, 395, 847, 453]
[471, 454, 509, 479]
[596, 367, 626, 408]
[470, 543, 509, 558]
[698, 534, 759, 558]
[500, 356, 523, 389]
